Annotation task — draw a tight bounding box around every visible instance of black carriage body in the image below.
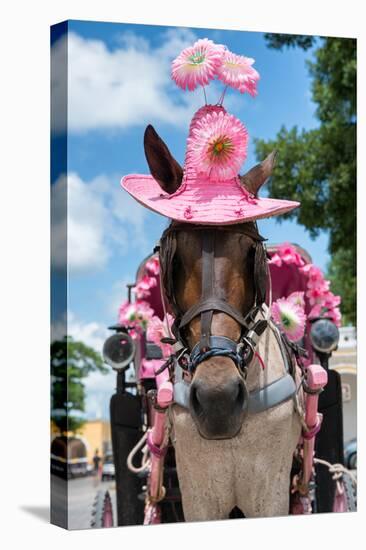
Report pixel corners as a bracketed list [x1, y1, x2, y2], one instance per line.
[109, 389, 145, 526]
[315, 367, 345, 512]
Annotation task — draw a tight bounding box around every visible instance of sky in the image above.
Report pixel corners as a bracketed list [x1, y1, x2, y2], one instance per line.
[51, 20, 329, 419]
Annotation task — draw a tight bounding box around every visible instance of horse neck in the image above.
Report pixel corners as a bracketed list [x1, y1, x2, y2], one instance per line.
[245, 317, 290, 392]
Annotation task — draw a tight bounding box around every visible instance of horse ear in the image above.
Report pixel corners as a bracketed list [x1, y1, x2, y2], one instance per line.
[144, 125, 183, 194]
[240, 150, 278, 196]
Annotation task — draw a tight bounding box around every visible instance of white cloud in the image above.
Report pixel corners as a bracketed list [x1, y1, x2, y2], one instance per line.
[51, 27, 206, 133]
[68, 311, 109, 352]
[67, 312, 116, 419]
[51, 172, 148, 273]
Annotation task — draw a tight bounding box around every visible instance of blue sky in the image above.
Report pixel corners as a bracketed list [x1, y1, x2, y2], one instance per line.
[51, 20, 329, 418]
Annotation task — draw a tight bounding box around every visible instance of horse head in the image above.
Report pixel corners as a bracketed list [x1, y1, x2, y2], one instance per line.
[144, 125, 277, 439]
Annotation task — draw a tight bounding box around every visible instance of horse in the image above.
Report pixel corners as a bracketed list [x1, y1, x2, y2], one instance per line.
[144, 124, 303, 522]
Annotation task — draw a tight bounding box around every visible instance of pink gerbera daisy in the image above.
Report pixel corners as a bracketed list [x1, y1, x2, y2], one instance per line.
[216, 50, 260, 96]
[171, 38, 225, 91]
[271, 297, 306, 342]
[188, 110, 248, 180]
[287, 291, 305, 309]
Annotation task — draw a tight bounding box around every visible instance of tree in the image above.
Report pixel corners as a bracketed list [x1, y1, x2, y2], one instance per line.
[255, 34, 356, 325]
[51, 336, 108, 434]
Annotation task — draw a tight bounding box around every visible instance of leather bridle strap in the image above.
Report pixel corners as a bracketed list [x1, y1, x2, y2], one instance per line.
[200, 230, 215, 351]
[179, 299, 252, 333]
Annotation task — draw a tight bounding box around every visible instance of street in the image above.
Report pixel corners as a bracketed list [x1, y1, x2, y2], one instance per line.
[51, 474, 117, 530]
[69, 475, 117, 530]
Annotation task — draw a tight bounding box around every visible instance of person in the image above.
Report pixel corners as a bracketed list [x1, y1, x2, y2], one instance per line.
[92, 449, 101, 475]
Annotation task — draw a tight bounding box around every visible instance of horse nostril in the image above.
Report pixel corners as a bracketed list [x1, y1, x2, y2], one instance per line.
[236, 380, 245, 408]
[190, 384, 203, 416]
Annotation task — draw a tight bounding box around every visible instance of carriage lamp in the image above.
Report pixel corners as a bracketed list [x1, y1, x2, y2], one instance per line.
[102, 330, 135, 372]
[309, 318, 340, 355]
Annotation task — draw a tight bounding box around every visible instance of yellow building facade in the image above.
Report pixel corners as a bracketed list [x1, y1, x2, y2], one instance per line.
[51, 419, 112, 465]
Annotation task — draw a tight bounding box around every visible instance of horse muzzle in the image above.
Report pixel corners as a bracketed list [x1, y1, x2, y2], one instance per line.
[189, 369, 249, 439]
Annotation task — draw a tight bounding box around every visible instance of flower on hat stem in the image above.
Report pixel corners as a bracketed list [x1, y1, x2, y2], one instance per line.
[216, 49, 260, 99]
[271, 297, 306, 342]
[171, 38, 225, 92]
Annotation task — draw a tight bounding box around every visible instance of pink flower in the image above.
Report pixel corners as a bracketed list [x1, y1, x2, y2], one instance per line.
[322, 292, 341, 309]
[268, 253, 282, 267]
[171, 38, 225, 91]
[118, 300, 154, 332]
[133, 286, 150, 300]
[326, 307, 342, 328]
[216, 49, 260, 96]
[147, 313, 174, 357]
[188, 110, 248, 180]
[306, 266, 326, 289]
[271, 297, 306, 342]
[132, 275, 157, 300]
[300, 264, 313, 275]
[308, 304, 323, 319]
[287, 291, 305, 309]
[306, 286, 328, 306]
[277, 243, 305, 267]
[137, 275, 157, 291]
[145, 256, 160, 276]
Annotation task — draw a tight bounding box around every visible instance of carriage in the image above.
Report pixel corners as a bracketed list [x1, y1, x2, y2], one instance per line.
[90, 35, 356, 528]
[92, 241, 357, 528]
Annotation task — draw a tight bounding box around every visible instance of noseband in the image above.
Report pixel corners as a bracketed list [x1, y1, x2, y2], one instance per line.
[159, 222, 269, 378]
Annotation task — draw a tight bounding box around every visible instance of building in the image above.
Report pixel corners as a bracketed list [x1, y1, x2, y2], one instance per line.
[51, 419, 112, 467]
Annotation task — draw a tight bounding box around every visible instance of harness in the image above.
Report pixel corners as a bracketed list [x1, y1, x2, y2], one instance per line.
[156, 222, 298, 414]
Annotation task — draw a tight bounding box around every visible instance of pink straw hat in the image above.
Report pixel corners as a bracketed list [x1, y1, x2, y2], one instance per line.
[121, 40, 299, 225]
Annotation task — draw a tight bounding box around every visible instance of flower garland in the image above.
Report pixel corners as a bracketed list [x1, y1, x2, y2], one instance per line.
[269, 244, 342, 341]
[118, 257, 159, 338]
[118, 256, 174, 354]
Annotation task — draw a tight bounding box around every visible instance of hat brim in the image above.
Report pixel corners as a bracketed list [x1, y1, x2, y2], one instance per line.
[121, 174, 300, 225]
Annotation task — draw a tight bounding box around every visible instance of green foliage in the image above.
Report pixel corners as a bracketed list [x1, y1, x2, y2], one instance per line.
[264, 33, 316, 51]
[51, 336, 108, 434]
[256, 35, 356, 324]
[327, 248, 356, 327]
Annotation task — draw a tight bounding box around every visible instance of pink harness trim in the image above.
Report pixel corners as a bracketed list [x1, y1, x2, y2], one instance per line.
[146, 430, 168, 459]
[302, 416, 323, 440]
[254, 351, 266, 370]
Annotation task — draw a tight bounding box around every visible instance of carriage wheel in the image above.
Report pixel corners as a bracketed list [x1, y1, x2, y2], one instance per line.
[332, 474, 357, 513]
[340, 474, 357, 512]
[90, 490, 114, 528]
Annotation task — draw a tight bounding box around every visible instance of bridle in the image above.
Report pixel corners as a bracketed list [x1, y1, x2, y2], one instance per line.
[158, 221, 270, 379]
